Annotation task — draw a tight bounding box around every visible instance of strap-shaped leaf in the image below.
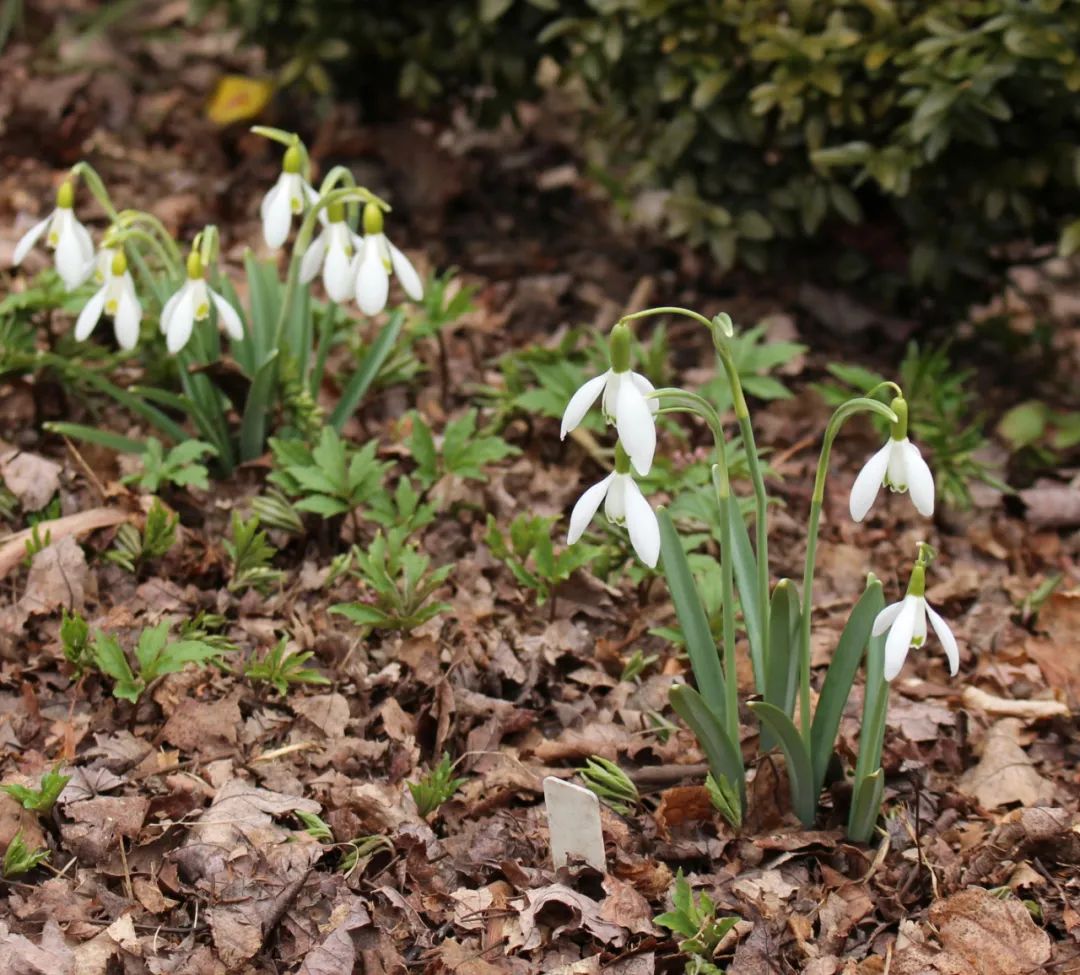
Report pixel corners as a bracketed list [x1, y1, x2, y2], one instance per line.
[330, 311, 405, 432]
[847, 768, 884, 843]
[764, 578, 801, 715]
[669, 684, 744, 812]
[748, 701, 816, 827]
[659, 509, 726, 720]
[238, 350, 280, 462]
[724, 484, 765, 692]
[809, 576, 884, 794]
[44, 422, 146, 455]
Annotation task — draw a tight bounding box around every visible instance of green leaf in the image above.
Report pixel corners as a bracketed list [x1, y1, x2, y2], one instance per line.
[763, 579, 801, 720]
[239, 350, 280, 462]
[997, 400, 1049, 450]
[1061, 218, 1080, 258]
[727, 498, 765, 692]
[44, 422, 147, 455]
[330, 311, 405, 431]
[847, 769, 884, 843]
[748, 701, 816, 827]
[669, 685, 743, 813]
[659, 509, 726, 720]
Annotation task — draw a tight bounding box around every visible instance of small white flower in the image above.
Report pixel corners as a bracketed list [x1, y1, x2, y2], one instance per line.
[560, 369, 658, 476]
[353, 203, 424, 316]
[849, 436, 935, 522]
[300, 215, 356, 303]
[74, 248, 142, 350]
[12, 182, 95, 290]
[872, 592, 959, 681]
[567, 464, 660, 568]
[260, 145, 318, 250]
[161, 251, 244, 354]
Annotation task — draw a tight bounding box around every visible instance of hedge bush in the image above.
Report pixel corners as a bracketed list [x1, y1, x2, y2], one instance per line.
[209, 0, 1080, 308]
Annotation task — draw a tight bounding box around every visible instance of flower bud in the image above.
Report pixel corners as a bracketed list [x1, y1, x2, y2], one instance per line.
[56, 181, 75, 209]
[326, 200, 346, 223]
[110, 249, 128, 277]
[186, 250, 204, 280]
[362, 202, 384, 236]
[889, 395, 908, 441]
[609, 322, 632, 373]
[282, 144, 303, 175]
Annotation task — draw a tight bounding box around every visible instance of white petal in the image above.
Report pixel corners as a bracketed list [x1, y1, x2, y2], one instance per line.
[388, 240, 424, 301]
[849, 441, 892, 522]
[601, 371, 621, 421]
[210, 289, 244, 341]
[871, 599, 906, 637]
[567, 473, 614, 545]
[925, 603, 959, 676]
[72, 217, 95, 265]
[160, 284, 185, 335]
[73, 286, 107, 341]
[165, 288, 196, 354]
[299, 231, 327, 283]
[605, 473, 628, 522]
[901, 440, 935, 517]
[623, 478, 660, 567]
[355, 242, 389, 315]
[55, 221, 93, 289]
[560, 372, 608, 439]
[883, 596, 919, 681]
[12, 215, 51, 266]
[263, 181, 293, 250]
[630, 372, 660, 415]
[113, 287, 142, 350]
[886, 438, 909, 490]
[323, 240, 354, 302]
[615, 377, 656, 476]
[259, 175, 283, 219]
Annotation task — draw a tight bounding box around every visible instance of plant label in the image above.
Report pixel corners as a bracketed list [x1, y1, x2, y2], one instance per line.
[543, 776, 605, 872]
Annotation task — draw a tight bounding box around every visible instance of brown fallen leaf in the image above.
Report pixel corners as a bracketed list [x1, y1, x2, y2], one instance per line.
[296, 896, 371, 975]
[1020, 478, 1080, 528]
[732, 870, 801, 917]
[514, 884, 627, 951]
[0, 448, 61, 511]
[61, 795, 149, 866]
[1023, 590, 1080, 705]
[0, 507, 127, 578]
[20, 535, 90, 616]
[957, 719, 1055, 808]
[0, 918, 75, 975]
[599, 875, 656, 936]
[654, 785, 715, 838]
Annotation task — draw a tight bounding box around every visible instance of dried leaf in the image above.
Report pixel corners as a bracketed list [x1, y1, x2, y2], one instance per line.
[957, 719, 1054, 809]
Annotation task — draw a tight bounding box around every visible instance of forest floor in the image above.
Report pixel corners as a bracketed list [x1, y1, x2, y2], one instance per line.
[0, 4, 1079, 974]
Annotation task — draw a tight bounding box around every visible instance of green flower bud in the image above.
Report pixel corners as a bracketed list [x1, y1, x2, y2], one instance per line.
[283, 144, 303, 175]
[362, 202, 384, 236]
[326, 200, 346, 223]
[56, 181, 75, 209]
[905, 563, 926, 597]
[186, 249, 204, 280]
[889, 395, 909, 441]
[110, 250, 128, 277]
[609, 322, 632, 373]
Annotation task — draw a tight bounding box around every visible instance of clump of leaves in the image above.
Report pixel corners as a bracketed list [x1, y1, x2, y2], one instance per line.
[997, 400, 1080, 471]
[245, 637, 329, 696]
[269, 426, 390, 519]
[409, 754, 466, 817]
[60, 608, 91, 675]
[123, 438, 217, 493]
[2, 766, 70, 816]
[620, 649, 659, 682]
[406, 408, 519, 490]
[251, 487, 304, 535]
[178, 612, 239, 654]
[224, 512, 283, 593]
[2, 831, 50, 878]
[340, 834, 394, 878]
[331, 530, 451, 632]
[578, 756, 639, 815]
[654, 869, 739, 975]
[485, 513, 597, 605]
[295, 809, 333, 842]
[22, 523, 51, 565]
[90, 621, 232, 703]
[705, 772, 742, 830]
[106, 498, 178, 573]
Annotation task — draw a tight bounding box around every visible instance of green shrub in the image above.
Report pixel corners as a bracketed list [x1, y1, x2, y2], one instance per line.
[212, 0, 1080, 309]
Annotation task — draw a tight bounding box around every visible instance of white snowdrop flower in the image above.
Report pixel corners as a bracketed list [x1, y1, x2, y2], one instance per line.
[849, 396, 934, 522]
[74, 248, 142, 350]
[560, 322, 658, 476]
[352, 202, 424, 316]
[872, 559, 958, 681]
[12, 181, 95, 290]
[299, 202, 356, 302]
[161, 250, 244, 354]
[260, 144, 318, 250]
[567, 445, 660, 568]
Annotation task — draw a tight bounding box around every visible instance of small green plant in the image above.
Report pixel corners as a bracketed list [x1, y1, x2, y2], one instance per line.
[484, 513, 597, 605]
[106, 498, 178, 573]
[654, 870, 739, 975]
[22, 523, 52, 565]
[224, 512, 284, 593]
[2, 831, 50, 879]
[705, 772, 741, 830]
[407, 408, 519, 490]
[295, 809, 334, 842]
[331, 531, 451, 632]
[620, 649, 658, 683]
[340, 834, 394, 878]
[89, 620, 232, 703]
[60, 608, 91, 675]
[2, 766, 70, 816]
[578, 756, 639, 815]
[408, 754, 466, 817]
[251, 488, 305, 535]
[245, 637, 329, 696]
[122, 438, 217, 493]
[178, 612, 239, 654]
[997, 400, 1080, 467]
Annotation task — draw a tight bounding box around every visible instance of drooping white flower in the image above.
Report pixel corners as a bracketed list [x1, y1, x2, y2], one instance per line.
[299, 204, 356, 303]
[849, 397, 934, 522]
[74, 248, 142, 350]
[161, 250, 244, 354]
[560, 323, 658, 476]
[12, 181, 95, 290]
[567, 448, 660, 568]
[872, 560, 958, 681]
[260, 144, 318, 250]
[353, 203, 424, 316]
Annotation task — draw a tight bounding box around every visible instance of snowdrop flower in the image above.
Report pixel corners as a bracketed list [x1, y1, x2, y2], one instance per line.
[567, 444, 660, 567]
[849, 396, 934, 522]
[12, 181, 95, 290]
[560, 322, 658, 476]
[872, 551, 958, 681]
[299, 201, 356, 302]
[260, 144, 318, 250]
[353, 203, 424, 316]
[74, 248, 141, 350]
[161, 250, 244, 354]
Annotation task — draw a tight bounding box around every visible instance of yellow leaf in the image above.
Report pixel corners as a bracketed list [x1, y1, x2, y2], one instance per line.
[206, 75, 274, 127]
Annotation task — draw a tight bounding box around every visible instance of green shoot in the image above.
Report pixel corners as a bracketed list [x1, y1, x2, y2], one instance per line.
[224, 512, 283, 593]
[654, 869, 739, 975]
[245, 638, 329, 696]
[106, 498, 177, 573]
[409, 754, 466, 817]
[2, 831, 50, 878]
[123, 438, 217, 493]
[2, 766, 70, 816]
[578, 756, 639, 815]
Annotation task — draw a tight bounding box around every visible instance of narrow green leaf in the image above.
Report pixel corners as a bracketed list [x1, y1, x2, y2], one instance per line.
[659, 509, 726, 720]
[748, 701, 816, 826]
[727, 499, 765, 691]
[239, 350, 280, 462]
[77, 372, 188, 443]
[764, 579, 801, 715]
[669, 684, 744, 811]
[847, 769, 884, 843]
[810, 577, 884, 794]
[44, 422, 147, 455]
[330, 311, 405, 431]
